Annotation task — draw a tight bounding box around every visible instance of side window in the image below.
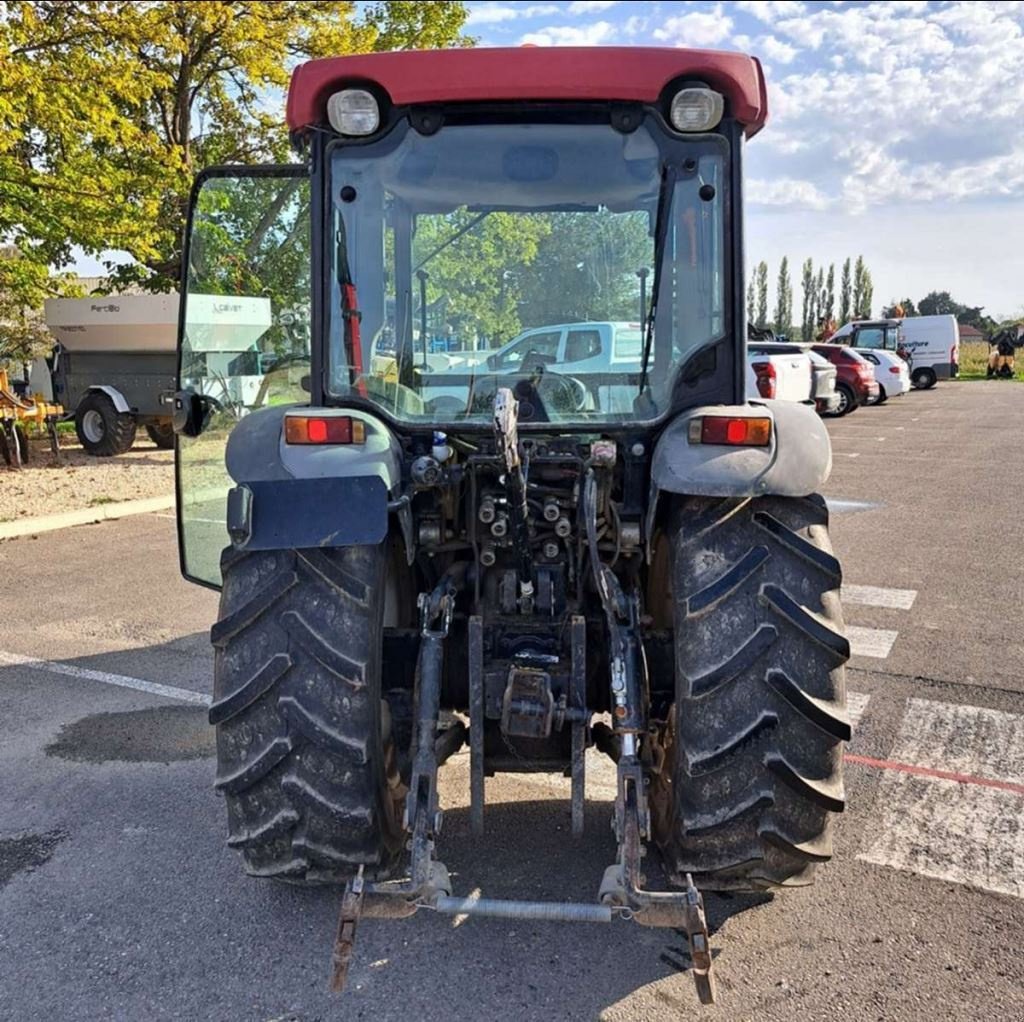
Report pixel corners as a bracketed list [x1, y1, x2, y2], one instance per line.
[856, 328, 885, 349]
[177, 168, 310, 587]
[565, 329, 603, 363]
[613, 328, 643, 360]
[493, 330, 561, 370]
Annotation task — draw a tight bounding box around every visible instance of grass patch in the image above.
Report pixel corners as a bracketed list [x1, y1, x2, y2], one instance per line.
[958, 341, 1022, 381]
[88, 495, 117, 507]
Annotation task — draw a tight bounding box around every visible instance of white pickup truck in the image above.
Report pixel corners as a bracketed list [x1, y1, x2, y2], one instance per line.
[745, 341, 815, 403]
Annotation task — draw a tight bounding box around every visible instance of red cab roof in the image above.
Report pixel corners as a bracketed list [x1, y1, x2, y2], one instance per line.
[286, 46, 767, 137]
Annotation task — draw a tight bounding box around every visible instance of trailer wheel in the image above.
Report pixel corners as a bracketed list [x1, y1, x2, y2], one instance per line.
[650, 494, 849, 892]
[75, 392, 136, 456]
[144, 421, 175, 449]
[912, 367, 936, 389]
[210, 543, 405, 884]
[0, 425, 30, 466]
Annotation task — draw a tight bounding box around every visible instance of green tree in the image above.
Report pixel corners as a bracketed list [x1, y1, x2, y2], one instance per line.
[747, 276, 756, 326]
[0, 2, 470, 307]
[773, 257, 792, 336]
[824, 263, 835, 324]
[800, 257, 814, 341]
[815, 266, 825, 333]
[515, 210, 650, 332]
[839, 257, 851, 324]
[755, 261, 768, 328]
[414, 211, 552, 347]
[852, 256, 866, 319]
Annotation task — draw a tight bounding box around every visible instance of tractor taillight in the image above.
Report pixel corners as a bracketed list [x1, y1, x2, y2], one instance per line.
[689, 416, 772, 447]
[751, 361, 776, 399]
[285, 415, 366, 445]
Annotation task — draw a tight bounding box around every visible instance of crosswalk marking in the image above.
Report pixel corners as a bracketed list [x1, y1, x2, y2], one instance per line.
[857, 697, 1024, 899]
[843, 584, 918, 611]
[846, 625, 899, 659]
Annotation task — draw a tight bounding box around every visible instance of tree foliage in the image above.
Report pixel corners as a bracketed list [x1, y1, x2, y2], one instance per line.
[755, 261, 768, 328]
[800, 257, 814, 341]
[0, 1, 470, 310]
[839, 258, 851, 324]
[773, 256, 792, 337]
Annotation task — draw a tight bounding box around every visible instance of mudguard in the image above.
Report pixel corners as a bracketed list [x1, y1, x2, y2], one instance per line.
[223, 405, 402, 551]
[651, 400, 832, 499]
[86, 384, 131, 414]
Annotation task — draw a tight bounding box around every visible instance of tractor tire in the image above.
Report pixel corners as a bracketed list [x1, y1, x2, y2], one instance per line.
[209, 543, 405, 884]
[145, 421, 175, 449]
[651, 494, 850, 892]
[75, 392, 136, 456]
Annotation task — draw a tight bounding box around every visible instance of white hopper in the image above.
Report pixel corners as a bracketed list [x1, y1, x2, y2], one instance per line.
[43, 293, 273, 353]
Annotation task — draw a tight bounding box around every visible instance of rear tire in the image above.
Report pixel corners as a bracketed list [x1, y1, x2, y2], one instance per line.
[827, 382, 856, 417]
[210, 543, 405, 883]
[875, 385, 887, 404]
[651, 495, 849, 891]
[912, 367, 936, 389]
[75, 392, 136, 456]
[145, 421, 175, 449]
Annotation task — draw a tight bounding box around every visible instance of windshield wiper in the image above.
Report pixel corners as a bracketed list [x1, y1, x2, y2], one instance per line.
[637, 163, 677, 396]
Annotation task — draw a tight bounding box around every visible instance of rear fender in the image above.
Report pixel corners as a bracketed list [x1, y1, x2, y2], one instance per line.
[223, 405, 405, 552]
[648, 400, 832, 551]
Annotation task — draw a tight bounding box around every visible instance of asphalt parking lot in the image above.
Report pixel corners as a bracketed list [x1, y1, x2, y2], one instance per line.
[1, 380, 1023, 1021]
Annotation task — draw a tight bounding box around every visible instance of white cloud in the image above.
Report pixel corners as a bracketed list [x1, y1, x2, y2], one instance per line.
[734, 32, 800, 64]
[520, 20, 615, 46]
[653, 5, 733, 47]
[623, 14, 648, 37]
[735, 1, 806, 25]
[568, 0, 618, 12]
[465, 3, 559, 26]
[747, 178, 831, 211]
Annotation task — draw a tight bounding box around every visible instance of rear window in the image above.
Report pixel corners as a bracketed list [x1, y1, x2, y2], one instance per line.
[613, 326, 643, 360]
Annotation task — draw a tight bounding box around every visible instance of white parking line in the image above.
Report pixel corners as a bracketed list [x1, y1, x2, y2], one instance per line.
[846, 626, 899, 659]
[0, 650, 211, 706]
[857, 698, 1024, 898]
[847, 691, 871, 731]
[843, 585, 918, 611]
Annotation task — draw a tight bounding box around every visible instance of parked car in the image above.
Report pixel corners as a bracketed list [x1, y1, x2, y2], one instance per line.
[859, 347, 910, 403]
[807, 349, 840, 414]
[811, 343, 879, 416]
[745, 341, 814, 403]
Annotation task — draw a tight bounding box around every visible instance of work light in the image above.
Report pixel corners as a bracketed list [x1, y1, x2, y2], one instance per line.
[327, 89, 381, 136]
[669, 88, 724, 132]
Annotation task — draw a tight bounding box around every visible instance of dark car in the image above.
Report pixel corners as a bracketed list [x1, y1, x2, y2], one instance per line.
[811, 343, 880, 416]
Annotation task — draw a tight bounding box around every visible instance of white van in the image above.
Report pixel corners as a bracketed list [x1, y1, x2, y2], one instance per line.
[831, 315, 958, 389]
[897, 315, 960, 388]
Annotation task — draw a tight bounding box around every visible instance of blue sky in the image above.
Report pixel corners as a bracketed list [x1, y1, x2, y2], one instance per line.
[75, 1, 1024, 320]
[463, 0, 1024, 319]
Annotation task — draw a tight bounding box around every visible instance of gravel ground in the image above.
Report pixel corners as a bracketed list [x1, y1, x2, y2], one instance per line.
[0, 434, 173, 522]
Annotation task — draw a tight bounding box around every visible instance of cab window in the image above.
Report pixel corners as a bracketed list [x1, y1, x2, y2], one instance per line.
[565, 328, 602, 363]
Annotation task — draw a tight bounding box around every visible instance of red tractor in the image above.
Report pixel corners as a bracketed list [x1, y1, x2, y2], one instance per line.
[173, 46, 849, 1004]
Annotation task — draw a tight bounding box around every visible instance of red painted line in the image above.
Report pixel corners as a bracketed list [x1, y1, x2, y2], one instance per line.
[845, 753, 1024, 797]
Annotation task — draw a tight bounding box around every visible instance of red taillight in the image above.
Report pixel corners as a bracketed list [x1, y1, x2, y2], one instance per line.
[285, 415, 366, 445]
[752, 361, 776, 398]
[690, 415, 772, 447]
[888, 366, 902, 374]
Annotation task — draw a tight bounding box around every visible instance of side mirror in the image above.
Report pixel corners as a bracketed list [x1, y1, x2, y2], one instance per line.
[485, 353, 498, 371]
[172, 388, 217, 437]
